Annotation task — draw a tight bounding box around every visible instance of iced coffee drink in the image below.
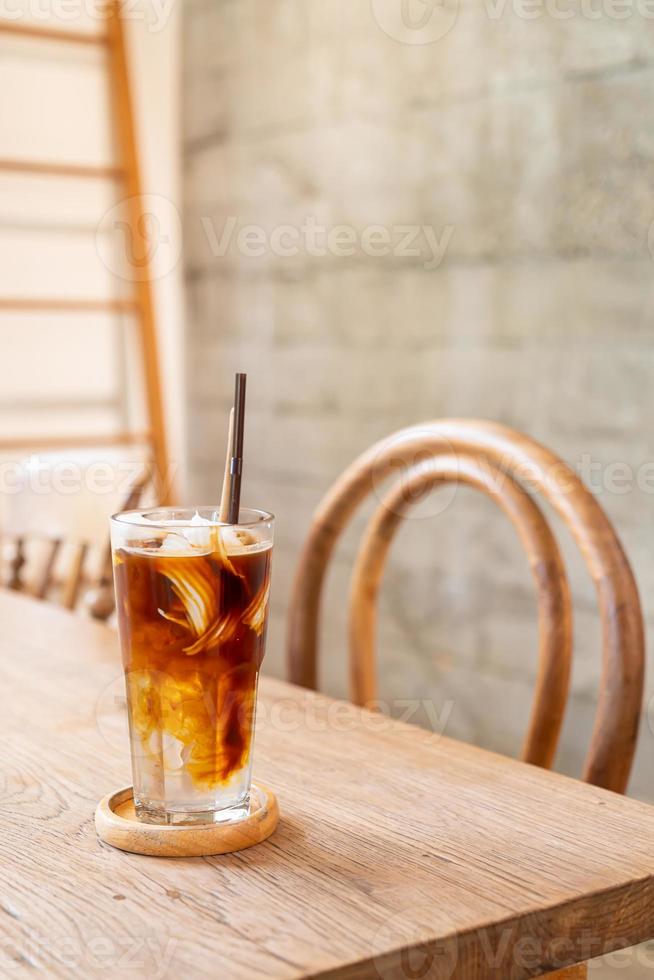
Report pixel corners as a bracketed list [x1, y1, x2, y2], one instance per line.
[110, 507, 273, 825]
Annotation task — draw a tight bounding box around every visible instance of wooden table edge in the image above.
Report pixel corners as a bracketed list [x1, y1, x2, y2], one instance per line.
[308, 875, 654, 980]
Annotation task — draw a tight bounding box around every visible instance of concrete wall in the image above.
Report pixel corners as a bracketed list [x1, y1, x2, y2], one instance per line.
[183, 0, 654, 801]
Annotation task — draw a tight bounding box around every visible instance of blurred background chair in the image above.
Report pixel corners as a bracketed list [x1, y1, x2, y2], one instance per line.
[0, 453, 151, 619]
[288, 420, 645, 797]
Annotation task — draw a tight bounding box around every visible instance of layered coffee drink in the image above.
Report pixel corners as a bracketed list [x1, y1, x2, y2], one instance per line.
[111, 508, 273, 825]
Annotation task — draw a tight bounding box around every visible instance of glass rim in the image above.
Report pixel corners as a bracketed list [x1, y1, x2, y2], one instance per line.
[111, 505, 274, 529]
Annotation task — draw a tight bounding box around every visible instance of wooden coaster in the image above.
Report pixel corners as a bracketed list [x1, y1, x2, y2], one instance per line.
[95, 783, 279, 857]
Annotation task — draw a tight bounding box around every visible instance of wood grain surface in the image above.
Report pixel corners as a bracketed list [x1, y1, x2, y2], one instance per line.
[1, 591, 653, 979]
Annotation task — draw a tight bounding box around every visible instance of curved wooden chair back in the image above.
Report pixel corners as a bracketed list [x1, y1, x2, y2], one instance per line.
[1, 470, 149, 620]
[287, 420, 645, 794]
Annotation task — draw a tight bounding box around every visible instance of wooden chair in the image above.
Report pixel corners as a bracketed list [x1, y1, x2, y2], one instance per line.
[83, 471, 151, 620]
[288, 420, 644, 794]
[287, 421, 645, 978]
[1, 471, 149, 620]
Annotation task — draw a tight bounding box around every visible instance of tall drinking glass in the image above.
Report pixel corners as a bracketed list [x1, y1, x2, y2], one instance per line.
[110, 507, 273, 825]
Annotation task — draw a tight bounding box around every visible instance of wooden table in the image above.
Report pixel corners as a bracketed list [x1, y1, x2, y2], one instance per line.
[1, 590, 654, 979]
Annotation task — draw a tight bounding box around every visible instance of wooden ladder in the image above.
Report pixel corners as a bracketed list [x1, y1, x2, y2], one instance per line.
[0, 0, 173, 503]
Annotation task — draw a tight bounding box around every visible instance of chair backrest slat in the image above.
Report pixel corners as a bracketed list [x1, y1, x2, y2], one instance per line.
[61, 542, 89, 611]
[8, 537, 26, 591]
[34, 539, 62, 600]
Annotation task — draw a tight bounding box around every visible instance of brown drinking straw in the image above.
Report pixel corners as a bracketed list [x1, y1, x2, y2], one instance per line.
[227, 373, 247, 524]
